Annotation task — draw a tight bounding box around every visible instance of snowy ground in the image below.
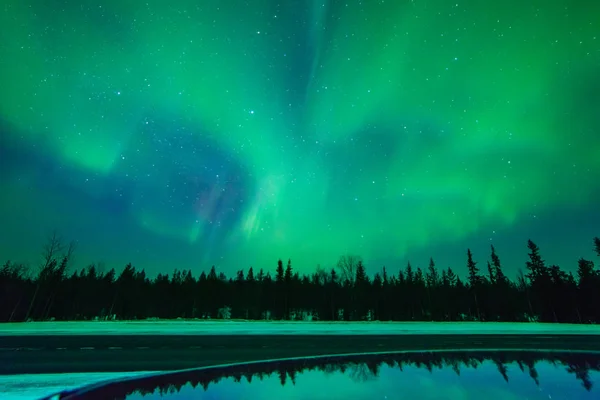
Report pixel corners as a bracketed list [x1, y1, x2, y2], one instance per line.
[0, 372, 154, 400]
[1, 321, 600, 336]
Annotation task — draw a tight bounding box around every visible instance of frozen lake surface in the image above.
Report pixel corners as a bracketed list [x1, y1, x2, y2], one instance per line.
[2, 321, 600, 399]
[1, 320, 600, 336]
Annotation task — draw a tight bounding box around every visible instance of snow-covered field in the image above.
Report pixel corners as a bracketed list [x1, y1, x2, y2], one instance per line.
[0, 372, 154, 400]
[1, 321, 600, 336]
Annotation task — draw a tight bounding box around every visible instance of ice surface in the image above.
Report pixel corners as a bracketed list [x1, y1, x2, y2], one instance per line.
[0, 372, 155, 400]
[2, 321, 599, 399]
[1, 321, 599, 336]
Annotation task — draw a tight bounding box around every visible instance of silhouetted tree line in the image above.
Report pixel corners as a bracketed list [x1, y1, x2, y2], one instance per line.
[40, 351, 600, 399]
[2, 234, 600, 323]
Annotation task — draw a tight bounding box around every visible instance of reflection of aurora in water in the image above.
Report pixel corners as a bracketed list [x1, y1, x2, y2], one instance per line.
[38, 351, 600, 399]
[1, 0, 600, 276]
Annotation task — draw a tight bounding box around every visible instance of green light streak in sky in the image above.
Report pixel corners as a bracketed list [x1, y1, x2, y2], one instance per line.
[0, 0, 598, 272]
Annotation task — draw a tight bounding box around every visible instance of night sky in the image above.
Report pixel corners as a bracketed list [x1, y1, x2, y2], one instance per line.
[1, 0, 599, 278]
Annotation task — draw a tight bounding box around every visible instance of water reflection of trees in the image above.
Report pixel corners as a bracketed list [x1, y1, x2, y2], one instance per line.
[62, 351, 600, 400]
[348, 361, 380, 383]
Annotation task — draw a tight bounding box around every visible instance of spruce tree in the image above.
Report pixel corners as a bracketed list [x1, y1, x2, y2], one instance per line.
[355, 260, 367, 283]
[276, 260, 284, 283]
[405, 262, 414, 284]
[577, 258, 595, 282]
[446, 268, 457, 286]
[467, 249, 480, 287]
[285, 259, 293, 283]
[525, 240, 548, 284]
[490, 245, 507, 284]
[426, 258, 439, 288]
[487, 261, 495, 285]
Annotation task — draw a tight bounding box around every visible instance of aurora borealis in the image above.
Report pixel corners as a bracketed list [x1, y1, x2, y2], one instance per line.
[1, 0, 599, 277]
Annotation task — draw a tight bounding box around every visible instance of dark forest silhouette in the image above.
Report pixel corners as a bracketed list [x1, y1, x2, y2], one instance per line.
[1, 235, 599, 323]
[39, 351, 600, 399]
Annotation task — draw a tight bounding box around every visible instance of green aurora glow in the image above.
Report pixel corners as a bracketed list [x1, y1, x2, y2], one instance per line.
[1, 0, 599, 276]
